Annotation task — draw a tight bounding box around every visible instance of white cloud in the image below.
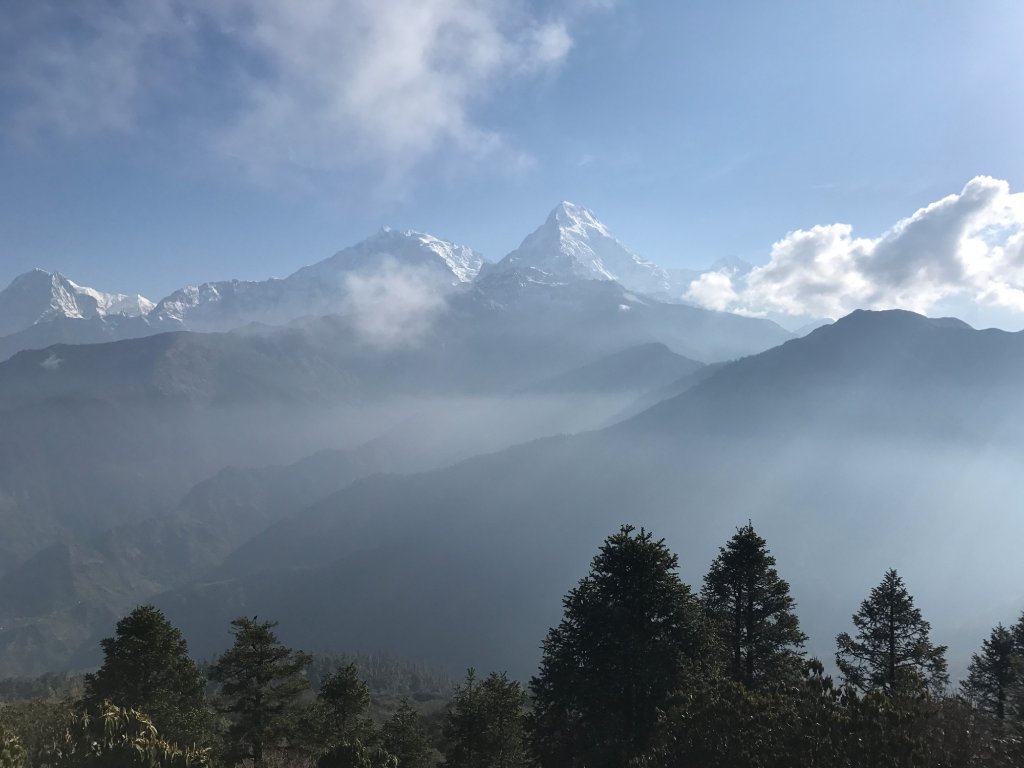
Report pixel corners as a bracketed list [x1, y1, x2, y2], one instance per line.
[343, 258, 450, 348]
[2, 1, 185, 137]
[686, 177, 1024, 325]
[209, 0, 578, 186]
[2, 1, 592, 186]
[685, 270, 738, 312]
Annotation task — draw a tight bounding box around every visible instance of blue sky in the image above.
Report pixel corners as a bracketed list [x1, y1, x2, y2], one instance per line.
[2, 0, 1024, 325]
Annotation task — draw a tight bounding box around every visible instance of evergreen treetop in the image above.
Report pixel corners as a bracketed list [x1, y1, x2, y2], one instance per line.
[82, 605, 208, 748]
[530, 525, 712, 768]
[701, 522, 807, 688]
[380, 699, 433, 768]
[444, 669, 530, 768]
[836, 569, 948, 696]
[963, 624, 1023, 721]
[209, 617, 312, 767]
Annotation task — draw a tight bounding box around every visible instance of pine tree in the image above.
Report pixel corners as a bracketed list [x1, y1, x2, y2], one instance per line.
[315, 662, 373, 749]
[444, 670, 530, 768]
[701, 523, 807, 688]
[1012, 611, 1024, 656]
[835, 569, 948, 695]
[963, 624, 1022, 721]
[83, 605, 208, 748]
[208, 617, 312, 767]
[380, 700, 432, 768]
[529, 525, 712, 768]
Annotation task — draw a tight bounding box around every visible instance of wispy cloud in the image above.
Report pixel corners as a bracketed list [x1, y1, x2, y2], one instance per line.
[343, 257, 451, 348]
[685, 176, 1024, 324]
[2, 0, 597, 188]
[2, 1, 187, 138]
[207, 0, 578, 189]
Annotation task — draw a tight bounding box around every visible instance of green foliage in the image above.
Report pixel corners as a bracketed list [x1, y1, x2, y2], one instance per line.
[319, 664, 372, 739]
[529, 525, 711, 768]
[0, 699, 74, 767]
[443, 670, 530, 768]
[963, 624, 1023, 721]
[45, 701, 210, 767]
[300, 662, 375, 755]
[836, 569, 948, 695]
[208, 617, 312, 767]
[307, 655, 453, 700]
[644, 673, 781, 767]
[1012, 611, 1024, 652]
[318, 738, 398, 768]
[380, 700, 432, 768]
[701, 523, 806, 688]
[0, 727, 25, 768]
[637, 659, 1024, 768]
[13, 523, 1024, 766]
[0, 675, 83, 704]
[83, 606, 209, 748]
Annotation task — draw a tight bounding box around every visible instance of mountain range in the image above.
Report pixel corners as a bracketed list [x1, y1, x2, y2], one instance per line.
[0, 202, 773, 361]
[0, 203, 1019, 684]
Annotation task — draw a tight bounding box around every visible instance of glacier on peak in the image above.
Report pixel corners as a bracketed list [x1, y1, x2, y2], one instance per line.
[148, 227, 484, 331]
[491, 201, 692, 300]
[0, 269, 154, 338]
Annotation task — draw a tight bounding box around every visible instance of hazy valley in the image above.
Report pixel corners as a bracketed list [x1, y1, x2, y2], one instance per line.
[0, 201, 1021, 693]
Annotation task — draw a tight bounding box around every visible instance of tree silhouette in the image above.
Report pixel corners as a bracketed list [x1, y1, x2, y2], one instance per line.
[836, 569, 948, 695]
[963, 624, 1022, 721]
[701, 523, 806, 688]
[444, 670, 530, 768]
[83, 605, 208, 748]
[530, 525, 711, 767]
[380, 700, 432, 768]
[209, 617, 311, 767]
[314, 662, 373, 750]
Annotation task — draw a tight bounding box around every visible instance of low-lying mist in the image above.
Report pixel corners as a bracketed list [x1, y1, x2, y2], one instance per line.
[150, 429, 1024, 685]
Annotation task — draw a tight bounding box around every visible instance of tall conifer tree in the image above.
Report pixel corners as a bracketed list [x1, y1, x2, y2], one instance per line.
[316, 662, 373, 749]
[835, 569, 948, 695]
[701, 523, 806, 688]
[83, 605, 208, 748]
[529, 525, 711, 768]
[380, 700, 432, 768]
[209, 617, 312, 767]
[444, 670, 530, 768]
[963, 624, 1022, 721]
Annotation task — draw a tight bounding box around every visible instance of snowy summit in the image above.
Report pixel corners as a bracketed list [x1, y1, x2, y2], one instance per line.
[0, 269, 153, 338]
[493, 202, 691, 299]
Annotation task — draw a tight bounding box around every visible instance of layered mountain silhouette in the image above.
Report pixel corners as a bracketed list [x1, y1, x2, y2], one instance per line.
[1, 309, 1022, 677]
[146, 311, 1024, 677]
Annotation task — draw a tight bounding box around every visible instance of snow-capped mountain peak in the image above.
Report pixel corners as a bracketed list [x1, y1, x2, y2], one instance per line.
[548, 200, 613, 239]
[493, 202, 686, 299]
[148, 228, 484, 331]
[287, 227, 483, 286]
[67, 279, 156, 317]
[0, 269, 153, 338]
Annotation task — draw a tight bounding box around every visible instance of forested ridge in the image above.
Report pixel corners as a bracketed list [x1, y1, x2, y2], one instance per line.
[1, 524, 1022, 767]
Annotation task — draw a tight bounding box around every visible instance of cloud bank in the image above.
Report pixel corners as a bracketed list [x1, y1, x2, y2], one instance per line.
[686, 177, 1024, 326]
[2, 0, 588, 184]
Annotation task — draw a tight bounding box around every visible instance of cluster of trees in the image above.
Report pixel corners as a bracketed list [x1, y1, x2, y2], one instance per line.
[1, 523, 1023, 766]
[530, 524, 1024, 766]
